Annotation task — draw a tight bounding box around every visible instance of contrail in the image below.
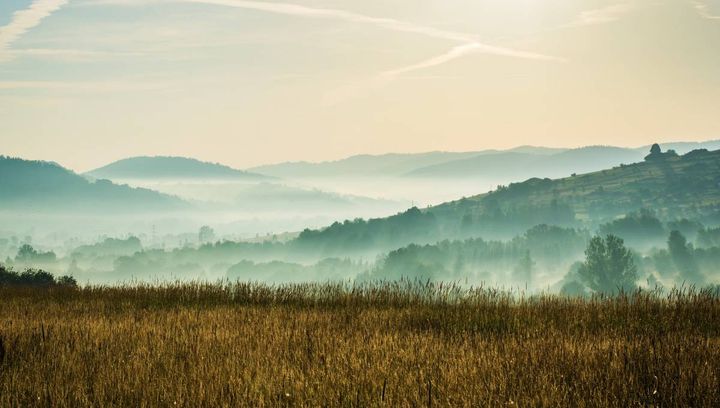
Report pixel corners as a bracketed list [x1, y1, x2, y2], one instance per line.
[183, 0, 560, 62]
[0, 0, 69, 61]
[381, 42, 562, 80]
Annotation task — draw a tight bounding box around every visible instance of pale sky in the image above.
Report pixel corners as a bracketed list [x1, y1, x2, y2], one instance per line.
[1, 0, 719, 171]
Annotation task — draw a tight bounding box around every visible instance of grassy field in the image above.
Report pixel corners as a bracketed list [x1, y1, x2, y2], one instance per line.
[1, 282, 719, 407]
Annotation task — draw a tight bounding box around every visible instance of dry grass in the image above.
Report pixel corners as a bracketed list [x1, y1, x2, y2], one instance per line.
[1, 281, 719, 407]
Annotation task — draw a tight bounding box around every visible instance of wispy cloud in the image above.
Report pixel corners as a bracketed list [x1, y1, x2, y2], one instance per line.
[181, 0, 562, 104]
[322, 40, 562, 106]
[36, 0, 563, 104]
[692, 1, 720, 19]
[565, 2, 635, 27]
[0, 0, 68, 61]
[182, 0, 559, 62]
[380, 44, 485, 79]
[183, 0, 474, 42]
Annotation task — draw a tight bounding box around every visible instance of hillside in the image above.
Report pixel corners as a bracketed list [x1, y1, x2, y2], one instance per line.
[435, 148, 720, 223]
[295, 148, 720, 253]
[408, 146, 652, 179]
[0, 156, 187, 212]
[87, 156, 270, 181]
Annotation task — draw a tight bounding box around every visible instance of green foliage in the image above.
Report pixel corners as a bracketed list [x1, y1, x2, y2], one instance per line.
[668, 230, 702, 284]
[227, 258, 364, 283]
[599, 209, 666, 247]
[667, 219, 704, 240]
[296, 207, 439, 253]
[0, 265, 77, 288]
[71, 236, 142, 258]
[560, 279, 587, 297]
[512, 250, 534, 285]
[697, 226, 720, 248]
[14, 244, 56, 263]
[198, 226, 216, 244]
[367, 226, 587, 284]
[577, 235, 638, 294]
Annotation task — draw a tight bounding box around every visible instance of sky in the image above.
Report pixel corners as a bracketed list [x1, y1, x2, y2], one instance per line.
[0, 0, 719, 171]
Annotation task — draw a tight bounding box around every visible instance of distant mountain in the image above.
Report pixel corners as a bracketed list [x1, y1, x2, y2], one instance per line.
[87, 156, 270, 181]
[226, 182, 399, 211]
[249, 140, 720, 180]
[135, 180, 404, 213]
[294, 148, 720, 253]
[247, 151, 485, 178]
[406, 146, 647, 179]
[506, 146, 567, 155]
[405, 151, 544, 179]
[0, 156, 187, 212]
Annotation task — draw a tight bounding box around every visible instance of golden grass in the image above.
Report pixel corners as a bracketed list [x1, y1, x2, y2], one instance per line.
[0, 282, 719, 407]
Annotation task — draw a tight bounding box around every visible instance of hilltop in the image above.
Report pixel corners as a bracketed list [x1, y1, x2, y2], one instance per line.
[0, 156, 187, 212]
[87, 156, 270, 181]
[295, 148, 720, 253]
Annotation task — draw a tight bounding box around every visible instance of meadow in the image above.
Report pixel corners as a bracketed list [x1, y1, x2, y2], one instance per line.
[1, 281, 719, 407]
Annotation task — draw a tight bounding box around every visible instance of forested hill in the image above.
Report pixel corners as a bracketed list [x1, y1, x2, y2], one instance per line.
[435, 147, 720, 224]
[0, 156, 187, 212]
[87, 156, 269, 180]
[294, 148, 720, 253]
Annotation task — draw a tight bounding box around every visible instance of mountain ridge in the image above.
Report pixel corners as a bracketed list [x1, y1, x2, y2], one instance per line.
[0, 156, 188, 213]
[247, 140, 720, 179]
[87, 156, 270, 181]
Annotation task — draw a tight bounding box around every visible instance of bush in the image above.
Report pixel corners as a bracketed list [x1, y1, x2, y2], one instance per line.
[0, 265, 77, 288]
[57, 275, 78, 287]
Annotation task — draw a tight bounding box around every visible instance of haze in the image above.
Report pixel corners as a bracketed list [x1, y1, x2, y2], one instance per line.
[1, 0, 720, 171]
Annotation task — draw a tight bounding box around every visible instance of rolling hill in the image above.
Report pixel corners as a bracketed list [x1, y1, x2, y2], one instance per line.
[247, 140, 720, 180]
[434, 148, 720, 223]
[294, 148, 720, 253]
[87, 156, 270, 181]
[247, 151, 490, 178]
[404, 145, 716, 179]
[0, 156, 187, 212]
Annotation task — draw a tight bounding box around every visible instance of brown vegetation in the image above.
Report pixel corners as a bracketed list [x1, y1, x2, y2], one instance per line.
[0, 282, 719, 407]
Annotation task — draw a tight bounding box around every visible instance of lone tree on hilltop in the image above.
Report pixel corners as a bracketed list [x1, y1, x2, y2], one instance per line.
[645, 143, 662, 161]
